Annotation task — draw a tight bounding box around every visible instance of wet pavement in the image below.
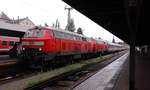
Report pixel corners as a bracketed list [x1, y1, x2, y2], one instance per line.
[111, 56, 129, 90]
[73, 52, 129, 90]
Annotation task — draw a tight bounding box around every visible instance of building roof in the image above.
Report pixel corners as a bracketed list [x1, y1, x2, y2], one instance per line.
[0, 12, 35, 37]
[0, 21, 34, 37]
[0, 21, 33, 32]
[13, 17, 35, 25]
[0, 12, 10, 20]
[0, 12, 35, 25]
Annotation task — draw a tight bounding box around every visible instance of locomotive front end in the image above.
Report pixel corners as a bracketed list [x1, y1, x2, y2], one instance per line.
[19, 27, 52, 68]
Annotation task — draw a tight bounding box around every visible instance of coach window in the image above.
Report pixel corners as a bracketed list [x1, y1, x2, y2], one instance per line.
[71, 35, 75, 40]
[66, 34, 70, 39]
[79, 36, 82, 41]
[2, 41, 7, 46]
[73, 35, 76, 40]
[61, 32, 65, 39]
[9, 41, 14, 46]
[55, 31, 62, 38]
[82, 37, 87, 41]
[54, 31, 58, 38]
[86, 38, 90, 42]
[67, 34, 73, 40]
[75, 36, 78, 41]
[63, 33, 68, 39]
[59, 32, 63, 38]
[75, 36, 77, 40]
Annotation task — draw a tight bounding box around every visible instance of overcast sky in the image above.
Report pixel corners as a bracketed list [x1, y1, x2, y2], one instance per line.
[0, 0, 123, 42]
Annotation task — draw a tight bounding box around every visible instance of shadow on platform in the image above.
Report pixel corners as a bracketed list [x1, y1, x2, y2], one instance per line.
[113, 47, 150, 90]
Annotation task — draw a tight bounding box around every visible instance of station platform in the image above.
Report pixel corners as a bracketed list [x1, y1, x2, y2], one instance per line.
[73, 52, 129, 90]
[111, 47, 150, 90]
[134, 47, 150, 90]
[73, 47, 150, 90]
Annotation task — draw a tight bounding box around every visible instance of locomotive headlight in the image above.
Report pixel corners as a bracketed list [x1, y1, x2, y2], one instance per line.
[34, 41, 44, 46]
[22, 48, 25, 50]
[39, 48, 42, 51]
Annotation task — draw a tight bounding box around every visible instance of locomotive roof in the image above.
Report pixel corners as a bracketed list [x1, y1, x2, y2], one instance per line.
[56, 27, 85, 37]
[29, 26, 106, 42]
[42, 26, 88, 38]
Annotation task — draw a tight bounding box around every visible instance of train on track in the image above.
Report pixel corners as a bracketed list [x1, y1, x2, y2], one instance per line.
[10, 26, 128, 68]
[0, 36, 19, 55]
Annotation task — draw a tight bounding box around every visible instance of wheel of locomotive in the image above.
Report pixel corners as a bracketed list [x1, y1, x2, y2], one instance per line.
[40, 54, 51, 71]
[69, 55, 74, 64]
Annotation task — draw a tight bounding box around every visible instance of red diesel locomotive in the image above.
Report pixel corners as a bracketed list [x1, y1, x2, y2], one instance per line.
[19, 26, 108, 68]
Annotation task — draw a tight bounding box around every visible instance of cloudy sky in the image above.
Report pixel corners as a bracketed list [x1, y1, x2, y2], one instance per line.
[0, 0, 123, 42]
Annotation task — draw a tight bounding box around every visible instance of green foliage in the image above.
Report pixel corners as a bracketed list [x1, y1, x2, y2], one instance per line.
[77, 27, 83, 34]
[66, 18, 75, 32]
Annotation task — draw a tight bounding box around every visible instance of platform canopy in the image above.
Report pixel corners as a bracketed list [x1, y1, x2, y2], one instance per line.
[63, 0, 150, 46]
[0, 21, 31, 37]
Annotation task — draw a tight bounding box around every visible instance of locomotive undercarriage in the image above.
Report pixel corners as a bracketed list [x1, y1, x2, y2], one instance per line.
[18, 48, 50, 69]
[19, 48, 102, 69]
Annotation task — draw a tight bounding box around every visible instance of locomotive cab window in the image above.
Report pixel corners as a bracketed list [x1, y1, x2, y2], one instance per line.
[24, 29, 44, 37]
[24, 30, 34, 37]
[35, 30, 44, 37]
[64, 33, 71, 39]
[68, 34, 74, 40]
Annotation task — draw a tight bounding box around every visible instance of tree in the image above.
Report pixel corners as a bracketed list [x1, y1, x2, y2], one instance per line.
[77, 27, 83, 34]
[65, 18, 75, 32]
[51, 20, 61, 29]
[45, 23, 48, 27]
[112, 36, 115, 43]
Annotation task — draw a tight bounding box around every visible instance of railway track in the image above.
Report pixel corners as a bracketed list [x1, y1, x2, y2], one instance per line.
[0, 60, 17, 67]
[0, 55, 18, 79]
[0, 55, 17, 66]
[25, 50, 127, 90]
[0, 50, 127, 90]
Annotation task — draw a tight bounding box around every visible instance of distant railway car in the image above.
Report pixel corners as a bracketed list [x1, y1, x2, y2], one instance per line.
[107, 42, 127, 53]
[0, 36, 19, 54]
[95, 39, 108, 53]
[19, 26, 107, 68]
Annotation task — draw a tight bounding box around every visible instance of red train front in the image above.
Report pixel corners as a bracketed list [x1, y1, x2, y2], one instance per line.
[20, 26, 108, 68]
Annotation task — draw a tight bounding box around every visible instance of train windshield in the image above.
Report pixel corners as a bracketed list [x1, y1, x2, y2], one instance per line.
[24, 30, 44, 37]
